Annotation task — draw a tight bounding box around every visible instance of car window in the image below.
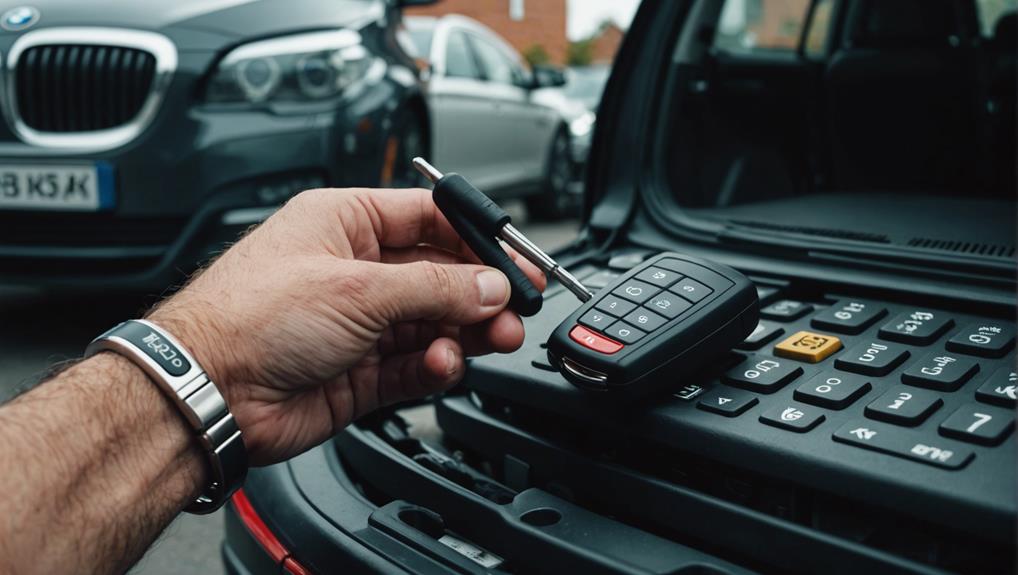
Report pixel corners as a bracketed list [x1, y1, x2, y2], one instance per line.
[803, 0, 835, 57]
[444, 30, 480, 79]
[714, 0, 812, 54]
[468, 35, 517, 85]
[976, 0, 1017, 37]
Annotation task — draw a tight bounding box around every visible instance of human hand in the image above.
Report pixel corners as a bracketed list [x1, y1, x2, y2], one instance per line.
[149, 188, 545, 465]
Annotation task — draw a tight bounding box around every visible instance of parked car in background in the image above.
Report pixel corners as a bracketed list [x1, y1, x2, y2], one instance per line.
[404, 15, 575, 219]
[0, 0, 431, 291]
[533, 64, 612, 182]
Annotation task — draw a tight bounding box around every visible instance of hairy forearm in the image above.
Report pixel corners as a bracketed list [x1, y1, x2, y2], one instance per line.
[0, 353, 206, 574]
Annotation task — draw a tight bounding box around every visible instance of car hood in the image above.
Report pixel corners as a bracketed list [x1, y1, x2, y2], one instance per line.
[0, 0, 385, 49]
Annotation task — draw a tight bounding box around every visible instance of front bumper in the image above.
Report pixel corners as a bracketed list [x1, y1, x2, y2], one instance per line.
[0, 61, 402, 291]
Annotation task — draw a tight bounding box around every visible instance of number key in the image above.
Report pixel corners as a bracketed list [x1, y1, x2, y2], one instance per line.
[975, 366, 1017, 408]
[939, 404, 1015, 445]
[865, 386, 942, 426]
[794, 371, 871, 409]
[811, 299, 886, 334]
[946, 322, 1016, 358]
[900, 351, 979, 392]
[879, 310, 953, 345]
[835, 340, 911, 376]
[723, 356, 803, 393]
[760, 300, 813, 321]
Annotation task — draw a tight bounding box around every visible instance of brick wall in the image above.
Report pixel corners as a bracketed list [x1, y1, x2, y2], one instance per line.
[589, 23, 624, 64]
[406, 0, 568, 65]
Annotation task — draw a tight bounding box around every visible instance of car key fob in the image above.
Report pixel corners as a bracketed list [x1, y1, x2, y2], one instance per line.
[546, 252, 759, 397]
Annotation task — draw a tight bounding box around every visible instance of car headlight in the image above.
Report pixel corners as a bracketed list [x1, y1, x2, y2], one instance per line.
[206, 30, 374, 104]
[569, 112, 596, 138]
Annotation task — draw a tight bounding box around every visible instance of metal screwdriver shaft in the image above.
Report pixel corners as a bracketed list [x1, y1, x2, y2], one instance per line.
[412, 157, 593, 303]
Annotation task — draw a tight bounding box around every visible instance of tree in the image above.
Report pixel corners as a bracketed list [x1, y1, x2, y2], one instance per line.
[567, 39, 593, 66]
[523, 44, 551, 67]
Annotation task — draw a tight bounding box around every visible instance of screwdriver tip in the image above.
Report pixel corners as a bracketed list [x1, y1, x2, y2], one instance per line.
[412, 157, 443, 184]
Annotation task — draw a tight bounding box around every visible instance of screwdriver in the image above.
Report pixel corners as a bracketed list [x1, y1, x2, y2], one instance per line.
[412, 157, 593, 310]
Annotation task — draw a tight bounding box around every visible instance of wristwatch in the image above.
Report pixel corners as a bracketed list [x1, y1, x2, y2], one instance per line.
[85, 319, 247, 514]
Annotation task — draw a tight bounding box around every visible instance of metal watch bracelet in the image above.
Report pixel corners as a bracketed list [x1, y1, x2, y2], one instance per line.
[85, 319, 247, 514]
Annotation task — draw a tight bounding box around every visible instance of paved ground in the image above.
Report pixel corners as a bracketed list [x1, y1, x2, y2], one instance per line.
[0, 201, 579, 574]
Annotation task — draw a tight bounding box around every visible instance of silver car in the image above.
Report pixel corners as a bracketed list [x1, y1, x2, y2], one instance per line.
[404, 15, 576, 219]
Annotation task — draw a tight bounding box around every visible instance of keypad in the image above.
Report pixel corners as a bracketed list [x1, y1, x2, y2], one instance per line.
[571, 259, 725, 355]
[946, 322, 1016, 358]
[900, 351, 979, 392]
[811, 299, 887, 334]
[697, 387, 759, 416]
[723, 357, 803, 393]
[835, 340, 911, 376]
[794, 371, 871, 410]
[833, 420, 973, 470]
[878, 310, 953, 345]
[975, 366, 1017, 408]
[760, 300, 813, 321]
[736, 320, 785, 351]
[938, 404, 1015, 446]
[759, 403, 826, 432]
[865, 386, 943, 426]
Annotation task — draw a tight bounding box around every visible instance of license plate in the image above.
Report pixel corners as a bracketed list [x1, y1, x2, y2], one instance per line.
[0, 162, 114, 211]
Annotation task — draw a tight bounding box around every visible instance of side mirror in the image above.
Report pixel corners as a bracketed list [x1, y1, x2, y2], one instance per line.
[531, 65, 567, 89]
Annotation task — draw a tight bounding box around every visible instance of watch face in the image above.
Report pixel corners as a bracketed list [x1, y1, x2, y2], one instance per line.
[115, 321, 191, 376]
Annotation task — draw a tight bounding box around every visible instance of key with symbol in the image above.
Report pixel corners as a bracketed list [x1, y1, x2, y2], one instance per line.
[546, 252, 759, 396]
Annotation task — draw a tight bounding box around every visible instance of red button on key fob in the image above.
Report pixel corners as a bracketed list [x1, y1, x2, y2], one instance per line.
[569, 325, 624, 354]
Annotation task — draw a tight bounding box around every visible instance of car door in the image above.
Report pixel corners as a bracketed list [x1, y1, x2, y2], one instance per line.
[427, 26, 502, 190]
[466, 33, 552, 193]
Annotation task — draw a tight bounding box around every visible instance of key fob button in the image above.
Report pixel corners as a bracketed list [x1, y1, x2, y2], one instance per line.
[595, 296, 637, 318]
[622, 308, 667, 332]
[670, 278, 712, 303]
[646, 293, 692, 319]
[568, 325, 623, 354]
[604, 322, 647, 344]
[634, 266, 681, 288]
[611, 280, 659, 304]
[578, 310, 614, 331]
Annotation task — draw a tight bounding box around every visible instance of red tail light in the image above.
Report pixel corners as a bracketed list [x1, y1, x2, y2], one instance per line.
[231, 489, 311, 574]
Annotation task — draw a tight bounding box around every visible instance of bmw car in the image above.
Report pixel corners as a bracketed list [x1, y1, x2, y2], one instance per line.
[0, 0, 431, 290]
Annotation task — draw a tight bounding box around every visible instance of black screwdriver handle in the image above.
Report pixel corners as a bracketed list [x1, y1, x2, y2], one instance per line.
[433, 184, 543, 317]
[433, 173, 511, 238]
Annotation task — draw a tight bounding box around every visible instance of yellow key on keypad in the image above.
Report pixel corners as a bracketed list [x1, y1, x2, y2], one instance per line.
[774, 330, 842, 363]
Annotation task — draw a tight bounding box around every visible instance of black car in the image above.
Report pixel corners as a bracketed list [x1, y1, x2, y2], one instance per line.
[0, 0, 430, 290]
[225, 0, 1016, 573]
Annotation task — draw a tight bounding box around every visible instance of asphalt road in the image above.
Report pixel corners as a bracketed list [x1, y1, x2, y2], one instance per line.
[0, 201, 579, 575]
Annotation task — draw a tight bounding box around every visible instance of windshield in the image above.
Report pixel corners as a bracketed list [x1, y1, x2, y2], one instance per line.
[564, 66, 611, 110]
[656, 0, 1016, 258]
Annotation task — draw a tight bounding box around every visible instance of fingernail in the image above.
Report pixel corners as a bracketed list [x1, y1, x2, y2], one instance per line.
[476, 269, 509, 307]
[445, 348, 458, 375]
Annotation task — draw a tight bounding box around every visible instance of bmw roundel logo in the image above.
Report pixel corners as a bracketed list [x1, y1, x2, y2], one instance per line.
[1, 6, 40, 32]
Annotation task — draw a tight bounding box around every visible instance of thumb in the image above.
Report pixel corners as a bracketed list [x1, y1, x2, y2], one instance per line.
[380, 261, 511, 325]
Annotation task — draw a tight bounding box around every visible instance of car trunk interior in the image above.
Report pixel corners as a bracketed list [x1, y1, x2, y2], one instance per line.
[664, 0, 1015, 268]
